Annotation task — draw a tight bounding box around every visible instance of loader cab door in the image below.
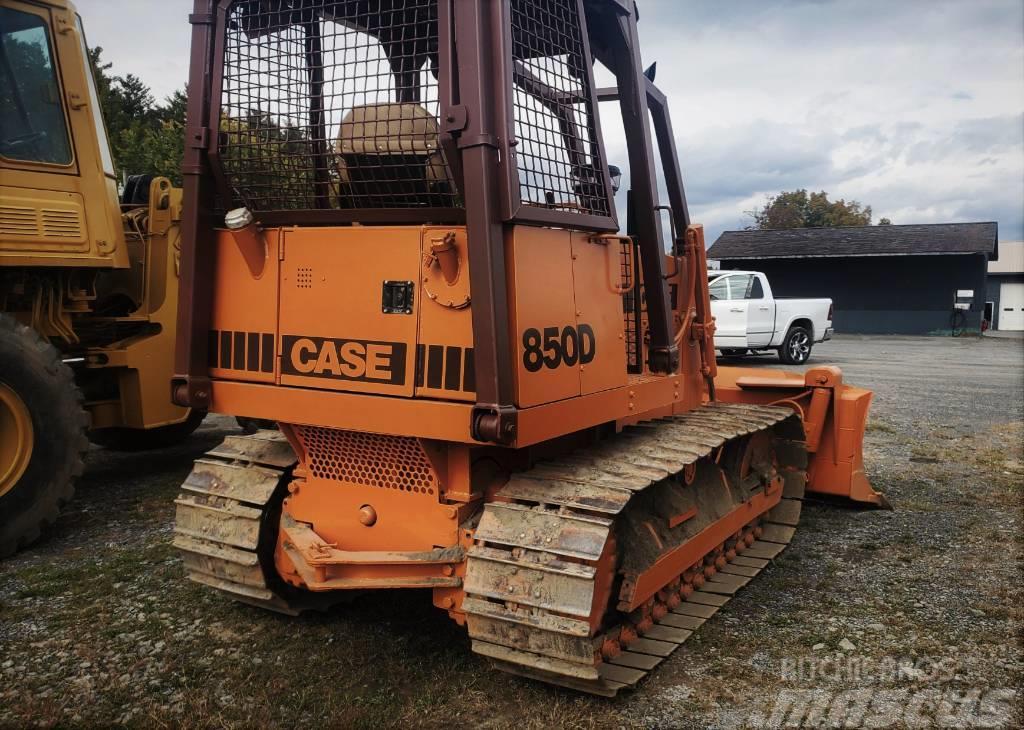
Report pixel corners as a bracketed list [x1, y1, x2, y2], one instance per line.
[0, 3, 125, 267]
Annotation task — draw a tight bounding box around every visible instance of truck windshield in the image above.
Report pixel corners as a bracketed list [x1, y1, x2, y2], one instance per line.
[0, 6, 72, 165]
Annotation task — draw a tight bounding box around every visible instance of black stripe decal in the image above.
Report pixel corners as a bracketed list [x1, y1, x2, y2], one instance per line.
[233, 331, 245, 370]
[261, 333, 274, 373]
[427, 345, 444, 389]
[415, 344, 425, 387]
[247, 332, 259, 372]
[444, 346, 462, 391]
[208, 329, 219, 368]
[463, 347, 475, 392]
[220, 330, 232, 369]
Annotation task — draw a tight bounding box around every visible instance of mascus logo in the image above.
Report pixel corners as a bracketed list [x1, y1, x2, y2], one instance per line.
[281, 335, 407, 385]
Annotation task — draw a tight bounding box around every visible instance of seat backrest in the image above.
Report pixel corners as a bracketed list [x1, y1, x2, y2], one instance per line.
[336, 102, 440, 156]
[334, 103, 455, 206]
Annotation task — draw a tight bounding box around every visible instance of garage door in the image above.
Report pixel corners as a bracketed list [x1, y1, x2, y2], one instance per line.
[999, 282, 1024, 331]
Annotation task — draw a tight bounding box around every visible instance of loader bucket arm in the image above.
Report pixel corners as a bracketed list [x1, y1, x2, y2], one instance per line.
[714, 365, 890, 509]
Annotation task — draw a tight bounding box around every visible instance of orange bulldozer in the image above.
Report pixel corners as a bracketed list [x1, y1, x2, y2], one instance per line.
[169, 0, 887, 696]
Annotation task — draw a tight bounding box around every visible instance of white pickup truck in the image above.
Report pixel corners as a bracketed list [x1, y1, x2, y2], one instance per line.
[707, 270, 833, 364]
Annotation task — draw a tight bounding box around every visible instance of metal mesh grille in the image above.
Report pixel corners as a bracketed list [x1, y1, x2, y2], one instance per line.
[510, 0, 610, 217]
[295, 426, 437, 495]
[218, 0, 459, 214]
[621, 238, 642, 374]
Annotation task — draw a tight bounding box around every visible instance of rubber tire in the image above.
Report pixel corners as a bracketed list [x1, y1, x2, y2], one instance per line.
[89, 409, 205, 452]
[778, 325, 813, 365]
[0, 314, 89, 558]
[720, 348, 749, 358]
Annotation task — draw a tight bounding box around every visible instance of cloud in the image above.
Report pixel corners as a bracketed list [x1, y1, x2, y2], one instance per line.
[903, 114, 1024, 163]
[634, 0, 1024, 243]
[680, 121, 838, 207]
[71, 0, 1024, 243]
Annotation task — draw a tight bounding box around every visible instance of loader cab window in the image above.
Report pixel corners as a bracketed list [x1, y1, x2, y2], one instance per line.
[0, 7, 72, 165]
[76, 15, 114, 177]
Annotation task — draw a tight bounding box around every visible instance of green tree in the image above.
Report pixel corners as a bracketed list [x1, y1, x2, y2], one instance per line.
[117, 74, 156, 122]
[747, 189, 875, 230]
[86, 47, 185, 184]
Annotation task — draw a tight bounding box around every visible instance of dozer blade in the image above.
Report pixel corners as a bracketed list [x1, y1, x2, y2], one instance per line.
[714, 365, 890, 509]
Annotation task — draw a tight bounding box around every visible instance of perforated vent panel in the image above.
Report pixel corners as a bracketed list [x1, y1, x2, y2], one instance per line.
[295, 427, 436, 495]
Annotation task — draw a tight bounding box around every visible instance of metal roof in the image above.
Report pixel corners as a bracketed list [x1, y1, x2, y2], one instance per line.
[708, 222, 999, 260]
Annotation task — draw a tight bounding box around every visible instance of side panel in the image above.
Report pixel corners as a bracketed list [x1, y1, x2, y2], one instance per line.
[208, 229, 280, 384]
[416, 227, 476, 402]
[772, 299, 830, 344]
[278, 227, 420, 397]
[570, 232, 627, 395]
[506, 226, 579, 408]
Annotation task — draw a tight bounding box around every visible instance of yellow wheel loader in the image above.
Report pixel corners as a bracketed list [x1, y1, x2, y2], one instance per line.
[0, 0, 198, 556]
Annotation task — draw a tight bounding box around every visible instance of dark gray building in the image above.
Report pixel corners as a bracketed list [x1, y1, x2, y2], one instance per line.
[707, 223, 998, 335]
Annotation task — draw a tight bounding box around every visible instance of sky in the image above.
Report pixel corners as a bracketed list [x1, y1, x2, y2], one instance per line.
[75, 0, 1024, 245]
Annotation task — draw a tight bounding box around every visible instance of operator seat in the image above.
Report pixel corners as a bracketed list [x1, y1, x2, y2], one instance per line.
[335, 103, 454, 208]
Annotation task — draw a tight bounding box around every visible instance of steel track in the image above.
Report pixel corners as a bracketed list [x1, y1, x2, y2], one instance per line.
[172, 430, 304, 615]
[464, 402, 808, 696]
[171, 404, 808, 696]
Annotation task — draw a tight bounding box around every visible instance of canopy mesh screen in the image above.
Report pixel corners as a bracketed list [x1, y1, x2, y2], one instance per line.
[510, 0, 610, 217]
[218, 0, 459, 213]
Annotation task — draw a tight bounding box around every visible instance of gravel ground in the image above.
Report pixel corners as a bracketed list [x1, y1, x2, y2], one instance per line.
[1, 334, 1021, 729]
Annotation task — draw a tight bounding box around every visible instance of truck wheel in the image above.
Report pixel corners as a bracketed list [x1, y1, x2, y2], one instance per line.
[779, 326, 812, 365]
[89, 410, 206, 452]
[0, 314, 89, 557]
